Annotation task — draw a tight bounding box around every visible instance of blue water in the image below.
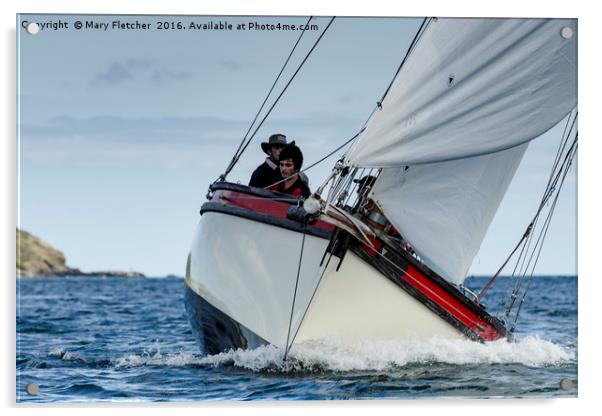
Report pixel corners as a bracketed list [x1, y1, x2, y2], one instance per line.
[16, 276, 577, 402]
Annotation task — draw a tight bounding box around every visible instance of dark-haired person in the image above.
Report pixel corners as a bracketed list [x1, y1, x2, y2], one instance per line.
[249, 133, 293, 189]
[269, 144, 311, 198]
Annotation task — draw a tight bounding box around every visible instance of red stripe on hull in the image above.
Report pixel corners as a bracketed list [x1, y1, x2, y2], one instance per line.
[213, 189, 335, 233]
[403, 264, 503, 341]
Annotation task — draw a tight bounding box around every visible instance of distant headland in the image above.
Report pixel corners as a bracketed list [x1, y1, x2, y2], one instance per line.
[16, 228, 146, 278]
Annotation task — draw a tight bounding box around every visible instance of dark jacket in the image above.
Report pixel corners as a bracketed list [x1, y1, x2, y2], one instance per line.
[249, 160, 282, 189]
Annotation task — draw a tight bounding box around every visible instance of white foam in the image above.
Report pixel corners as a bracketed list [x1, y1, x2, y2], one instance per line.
[48, 347, 80, 361]
[199, 336, 575, 372]
[112, 348, 202, 368]
[109, 336, 575, 372]
[48, 347, 65, 357]
[199, 344, 289, 371]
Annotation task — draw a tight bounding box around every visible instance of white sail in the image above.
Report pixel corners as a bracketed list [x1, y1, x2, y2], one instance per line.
[343, 18, 576, 284]
[371, 144, 528, 284]
[346, 18, 577, 167]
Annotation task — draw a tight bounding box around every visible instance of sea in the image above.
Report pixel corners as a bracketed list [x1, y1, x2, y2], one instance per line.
[16, 275, 577, 402]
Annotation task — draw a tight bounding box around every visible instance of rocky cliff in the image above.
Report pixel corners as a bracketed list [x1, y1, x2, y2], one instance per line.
[16, 228, 145, 278]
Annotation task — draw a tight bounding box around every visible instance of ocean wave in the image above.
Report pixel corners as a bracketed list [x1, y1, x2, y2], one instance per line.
[203, 336, 575, 372]
[108, 336, 575, 372]
[112, 351, 201, 368]
[48, 347, 82, 362]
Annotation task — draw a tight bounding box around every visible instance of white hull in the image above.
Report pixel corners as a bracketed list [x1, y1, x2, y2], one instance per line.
[294, 250, 463, 345]
[187, 211, 329, 349]
[186, 211, 464, 352]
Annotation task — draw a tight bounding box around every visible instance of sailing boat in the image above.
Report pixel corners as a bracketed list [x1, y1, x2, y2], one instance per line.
[184, 17, 577, 355]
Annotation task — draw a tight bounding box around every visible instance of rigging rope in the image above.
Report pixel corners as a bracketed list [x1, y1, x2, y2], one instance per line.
[500, 113, 579, 313]
[508, 135, 577, 328]
[476, 114, 576, 339]
[477, 113, 577, 303]
[283, 218, 308, 361]
[521, 143, 577, 277]
[322, 17, 430, 204]
[220, 16, 314, 181]
[378, 17, 430, 107]
[477, 222, 533, 303]
[218, 16, 337, 182]
[511, 173, 567, 328]
[284, 230, 340, 353]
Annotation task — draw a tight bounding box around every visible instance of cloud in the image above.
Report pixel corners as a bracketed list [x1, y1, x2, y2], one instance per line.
[21, 115, 247, 145]
[91, 62, 133, 86]
[124, 58, 152, 69]
[338, 95, 358, 104]
[90, 59, 194, 87]
[150, 68, 194, 86]
[20, 112, 358, 143]
[18, 113, 361, 172]
[218, 60, 243, 71]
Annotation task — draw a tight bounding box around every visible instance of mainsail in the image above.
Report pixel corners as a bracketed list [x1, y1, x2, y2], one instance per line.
[345, 18, 577, 284]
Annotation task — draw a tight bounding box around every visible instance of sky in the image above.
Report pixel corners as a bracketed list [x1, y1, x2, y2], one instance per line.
[16, 13, 577, 277]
